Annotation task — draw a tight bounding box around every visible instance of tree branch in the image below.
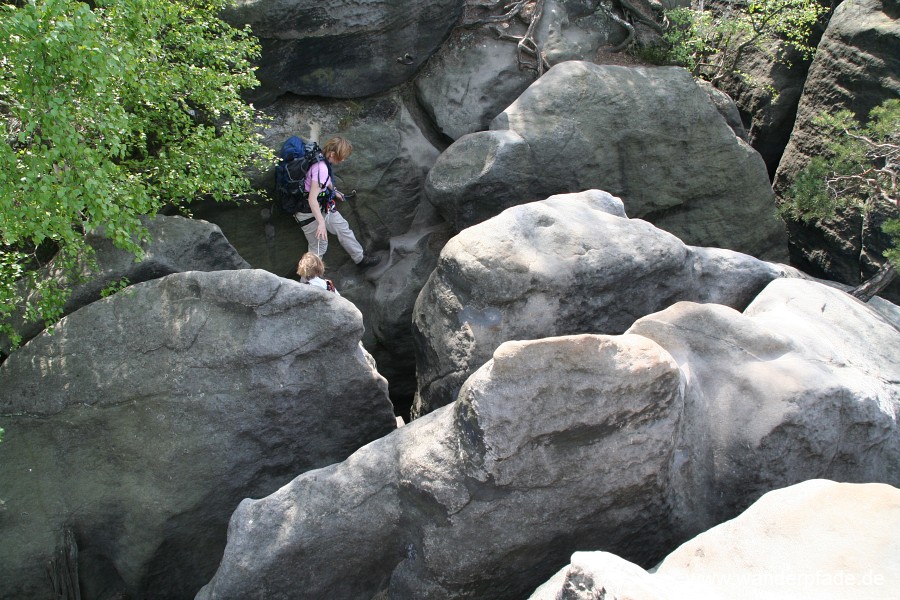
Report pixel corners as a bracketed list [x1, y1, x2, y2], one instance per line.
[852, 261, 897, 302]
[619, 0, 664, 34]
[599, 3, 636, 52]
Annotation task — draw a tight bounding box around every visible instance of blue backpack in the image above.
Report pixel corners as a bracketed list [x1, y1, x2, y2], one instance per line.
[275, 136, 330, 214]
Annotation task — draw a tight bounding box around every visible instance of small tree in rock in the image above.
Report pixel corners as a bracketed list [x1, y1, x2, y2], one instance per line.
[781, 100, 900, 300]
[660, 0, 827, 86]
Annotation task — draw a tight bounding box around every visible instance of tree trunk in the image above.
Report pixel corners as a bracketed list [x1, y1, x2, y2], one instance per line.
[851, 262, 897, 302]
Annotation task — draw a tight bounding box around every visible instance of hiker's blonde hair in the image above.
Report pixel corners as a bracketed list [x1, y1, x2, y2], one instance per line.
[297, 252, 325, 279]
[322, 136, 353, 162]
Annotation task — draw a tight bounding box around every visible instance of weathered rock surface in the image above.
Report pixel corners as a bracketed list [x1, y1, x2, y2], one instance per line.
[425, 61, 788, 260]
[415, 27, 536, 142]
[0, 269, 396, 600]
[198, 276, 899, 600]
[530, 479, 900, 600]
[198, 333, 684, 600]
[697, 80, 748, 142]
[412, 190, 800, 415]
[715, 40, 819, 178]
[628, 278, 900, 536]
[773, 0, 900, 298]
[415, 0, 627, 140]
[1, 215, 250, 358]
[221, 0, 464, 103]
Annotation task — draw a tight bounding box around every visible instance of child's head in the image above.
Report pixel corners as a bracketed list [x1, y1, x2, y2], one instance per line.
[297, 252, 325, 279]
[322, 136, 353, 163]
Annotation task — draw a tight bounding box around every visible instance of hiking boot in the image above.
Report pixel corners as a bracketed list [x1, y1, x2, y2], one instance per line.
[357, 253, 381, 268]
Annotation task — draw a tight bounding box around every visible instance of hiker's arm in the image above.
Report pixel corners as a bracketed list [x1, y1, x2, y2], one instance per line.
[307, 181, 328, 240]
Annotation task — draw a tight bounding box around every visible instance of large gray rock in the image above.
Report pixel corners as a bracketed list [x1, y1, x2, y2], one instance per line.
[222, 0, 464, 103]
[531, 480, 900, 600]
[773, 0, 900, 298]
[414, 27, 536, 141]
[415, 0, 627, 140]
[198, 333, 684, 600]
[0, 269, 396, 600]
[425, 61, 788, 260]
[1, 215, 250, 358]
[628, 278, 900, 536]
[198, 277, 899, 600]
[412, 190, 799, 415]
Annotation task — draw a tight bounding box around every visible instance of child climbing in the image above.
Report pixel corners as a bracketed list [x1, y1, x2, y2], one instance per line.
[296, 252, 339, 294]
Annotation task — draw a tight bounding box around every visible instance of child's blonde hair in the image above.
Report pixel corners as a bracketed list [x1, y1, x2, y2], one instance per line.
[297, 252, 325, 279]
[322, 136, 353, 162]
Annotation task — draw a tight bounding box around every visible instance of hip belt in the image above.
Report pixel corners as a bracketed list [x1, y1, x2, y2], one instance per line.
[295, 213, 316, 227]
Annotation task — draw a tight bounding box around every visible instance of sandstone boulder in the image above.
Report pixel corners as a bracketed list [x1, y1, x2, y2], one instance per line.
[412, 190, 799, 415]
[198, 276, 899, 600]
[414, 27, 535, 141]
[415, 0, 628, 140]
[530, 479, 900, 600]
[221, 0, 464, 103]
[425, 61, 788, 260]
[1, 215, 249, 358]
[0, 269, 396, 599]
[628, 278, 900, 535]
[198, 333, 684, 600]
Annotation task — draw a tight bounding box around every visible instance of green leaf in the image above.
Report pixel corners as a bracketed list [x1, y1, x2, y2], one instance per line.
[1, 0, 274, 343]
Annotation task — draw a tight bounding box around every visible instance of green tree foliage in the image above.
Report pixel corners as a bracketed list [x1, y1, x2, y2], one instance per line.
[0, 0, 273, 345]
[661, 0, 827, 85]
[782, 100, 900, 297]
[783, 100, 900, 257]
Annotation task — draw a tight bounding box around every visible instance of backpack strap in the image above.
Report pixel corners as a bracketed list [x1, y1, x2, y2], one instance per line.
[318, 158, 334, 194]
[303, 158, 332, 193]
[317, 158, 337, 212]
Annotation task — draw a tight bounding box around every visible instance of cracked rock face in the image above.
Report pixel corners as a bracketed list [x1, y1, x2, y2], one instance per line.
[772, 0, 900, 299]
[0, 269, 396, 600]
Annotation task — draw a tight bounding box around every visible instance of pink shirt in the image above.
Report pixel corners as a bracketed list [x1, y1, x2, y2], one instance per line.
[304, 161, 331, 193]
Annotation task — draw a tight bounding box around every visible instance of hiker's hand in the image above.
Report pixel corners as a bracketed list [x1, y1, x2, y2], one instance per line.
[335, 190, 345, 201]
[315, 223, 327, 240]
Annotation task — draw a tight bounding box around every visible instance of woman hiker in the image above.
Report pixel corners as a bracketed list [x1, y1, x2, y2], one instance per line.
[294, 136, 380, 268]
